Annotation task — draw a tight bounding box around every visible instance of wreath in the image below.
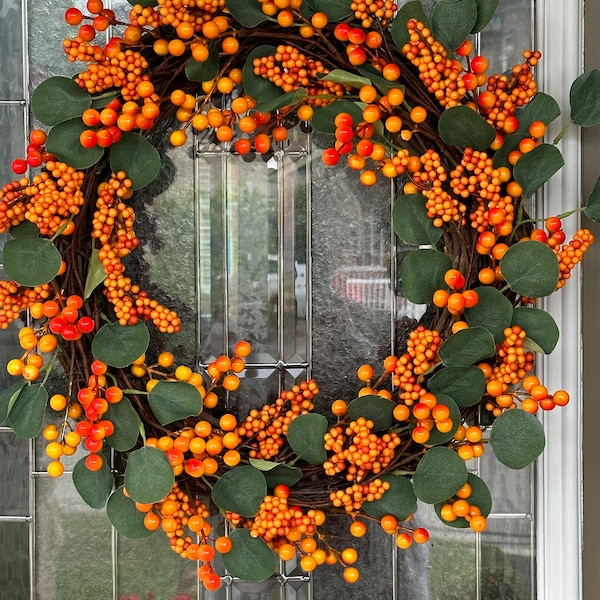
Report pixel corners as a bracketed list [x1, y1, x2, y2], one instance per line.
[2, 0, 600, 590]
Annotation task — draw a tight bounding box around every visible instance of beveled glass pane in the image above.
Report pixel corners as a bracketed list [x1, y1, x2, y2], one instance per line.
[0, 318, 22, 391]
[35, 476, 112, 599]
[480, 0, 533, 74]
[0, 521, 29, 599]
[118, 532, 198, 600]
[311, 133, 393, 401]
[479, 451, 533, 515]
[0, 432, 29, 515]
[0, 106, 25, 194]
[0, 0, 24, 100]
[480, 518, 534, 599]
[27, 0, 86, 90]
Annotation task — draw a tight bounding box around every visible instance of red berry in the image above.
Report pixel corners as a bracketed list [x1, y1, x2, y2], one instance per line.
[322, 148, 340, 166]
[65, 7, 83, 25]
[77, 316, 95, 334]
[61, 324, 80, 341]
[11, 159, 27, 175]
[80, 129, 98, 149]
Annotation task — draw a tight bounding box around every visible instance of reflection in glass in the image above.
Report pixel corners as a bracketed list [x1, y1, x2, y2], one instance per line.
[0, 522, 29, 600]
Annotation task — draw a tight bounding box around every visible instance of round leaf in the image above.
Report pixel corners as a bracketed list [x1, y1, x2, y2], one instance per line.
[464, 286, 514, 342]
[570, 69, 600, 127]
[432, 0, 478, 50]
[425, 394, 461, 445]
[148, 380, 203, 425]
[513, 143, 564, 198]
[438, 105, 496, 150]
[308, 0, 352, 21]
[585, 175, 600, 222]
[413, 446, 468, 504]
[0, 382, 26, 424]
[428, 366, 486, 407]
[500, 240, 559, 298]
[124, 446, 175, 504]
[109, 132, 161, 190]
[249, 460, 304, 488]
[225, 0, 267, 26]
[46, 118, 104, 169]
[471, 0, 500, 33]
[357, 64, 400, 94]
[242, 45, 284, 104]
[9, 221, 39, 239]
[439, 326, 495, 366]
[286, 413, 328, 465]
[211, 465, 267, 517]
[31, 76, 92, 126]
[393, 194, 443, 246]
[92, 321, 150, 368]
[73, 456, 114, 509]
[434, 473, 492, 527]
[363, 474, 417, 521]
[3, 237, 61, 287]
[511, 306, 559, 354]
[401, 249, 452, 304]
[256, 88, 308, 114]
[347, 395, 394, 431]
[8, 384, 48, 438]
[311, 99, 364, 134]
[106, 487, 155, 539]
[104, 397, 141, 451]
[391, 1, 430, 48]
[490, 408, 545, 469]
[185, 41, 219, 82]
[492, 132, 527, 169]
[221, 529, 277, 582]
[515, 92, 561, 133]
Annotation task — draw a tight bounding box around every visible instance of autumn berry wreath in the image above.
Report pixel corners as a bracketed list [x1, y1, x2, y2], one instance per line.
[1, 0, 600, 590]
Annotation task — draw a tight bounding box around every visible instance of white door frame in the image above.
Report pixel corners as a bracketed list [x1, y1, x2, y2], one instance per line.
[535, 0, 584, 598]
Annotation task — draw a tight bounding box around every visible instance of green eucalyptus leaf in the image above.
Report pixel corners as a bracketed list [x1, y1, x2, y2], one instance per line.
[8, 384, 48, 438]
[249, 460, 304, 488]
[92, 321, 150, 368]
[109, 132, 161, 190]
[347, 395, 394, 431]
[584, 175, 600, 221]
[3, 237, 61, 287]
[148, 380, 203, 425]
[222, 529, 277, 582]
[124, 446, 175, 504]
[46, 118, 104, 169]
[185, 42, 219, 82]
[126, 0, 157, 7]
[464, 286, 514, 342]
[311, 99, 364, 133]
[425, 394, 461, 445]
[357, 65, 399, 94]
[106, 487, 155, 539]
[104, 397, 141, 451]
[492, 132, 527, 169]
[0, 381, 27, 424]
[490, 408, 545, 469]
[32, 76, 92, 126]
[308, 0, 352, 21]
[286, 413, 328, 465]
[413, 446, 468, 504]
[511, 306, 559, 354]
[391, 1, 430, 48]
[363, 474, 417, 520]
[570, 70, 600, 127]
[434, 473, 492, 527]
[432, 0, 478, 50]
[393, 194, 443, 246]
[242, 45, 284, 104]
[211, 465, 267, 517]
[401, 249, 452, 304]
[438, 326, 495, 366]
[438, 105, 496, 150]
[224, 0, 266, 27]
[513, 143, 564, 198]
[9, 221, 39, 239]
[320, 69, 371, 89]
[428, 366, 486, 407]
[255, 88, 308, 113]
[84, 247, 106, 300]
[516, 92, 561, 132]
[500, 240, 559, 298]
[73, 456, 114, 509]
[471, 0, 500, 33]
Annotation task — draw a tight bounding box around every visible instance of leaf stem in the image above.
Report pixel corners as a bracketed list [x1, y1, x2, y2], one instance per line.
[553, 120, 573, 144]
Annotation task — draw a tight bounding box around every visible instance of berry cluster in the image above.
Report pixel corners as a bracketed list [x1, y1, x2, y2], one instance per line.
[0, 280, 51, 330]
[351, 0, 397, 28]
[439, 481, 487, 532]
[329, 478, 391, 512]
